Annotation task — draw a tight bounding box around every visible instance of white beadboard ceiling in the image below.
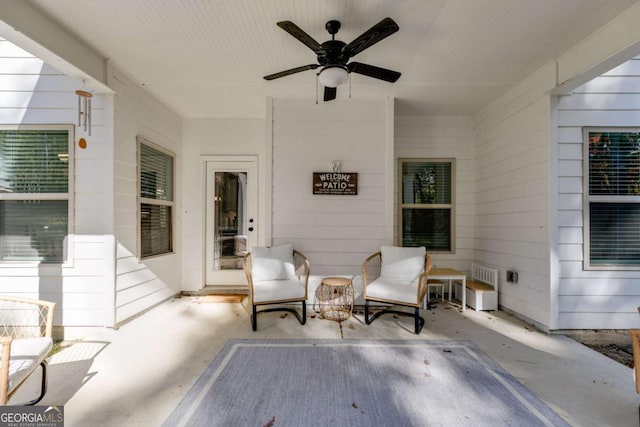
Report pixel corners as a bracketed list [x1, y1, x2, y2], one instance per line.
[20, 0, 640, 118]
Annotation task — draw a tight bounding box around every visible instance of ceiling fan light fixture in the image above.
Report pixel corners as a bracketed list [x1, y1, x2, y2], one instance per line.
[318, 65, 348, 88]
[265, 18, 400, 102]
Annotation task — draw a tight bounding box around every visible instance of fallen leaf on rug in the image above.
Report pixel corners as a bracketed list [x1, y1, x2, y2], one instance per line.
[164, 339, 571, 427]
[263, 416, 275, 427]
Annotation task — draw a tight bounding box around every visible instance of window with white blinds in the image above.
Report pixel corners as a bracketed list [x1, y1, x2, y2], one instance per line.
[585, 129, 640, 269]
[138, 138, 174, 258]
[399, 159, 455, 252]
[0, 126, 72, 263]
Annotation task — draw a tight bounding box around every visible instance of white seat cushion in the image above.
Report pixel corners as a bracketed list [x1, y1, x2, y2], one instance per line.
[253, 279, 306, 303]
[7, 337, 53, 393]
[251, 244, 296, 282]
[381, 246, 425, 285]
[365, 277, 420, 305]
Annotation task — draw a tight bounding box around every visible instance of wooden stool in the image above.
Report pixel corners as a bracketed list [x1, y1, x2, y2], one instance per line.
[316, 277, 354, 321]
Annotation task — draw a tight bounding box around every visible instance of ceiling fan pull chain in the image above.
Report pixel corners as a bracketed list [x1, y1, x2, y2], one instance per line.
[315, 74, 319, 104]
[349, 74, 352, 99]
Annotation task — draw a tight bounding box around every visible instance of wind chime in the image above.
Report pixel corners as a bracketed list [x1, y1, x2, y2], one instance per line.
[75, 85, 92, 136]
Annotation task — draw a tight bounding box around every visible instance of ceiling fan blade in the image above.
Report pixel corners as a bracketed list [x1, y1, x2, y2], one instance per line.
[348, 62, 401, 82]
[277, 21, 322, 52]
[264, 64, 319, 80]
[323, 86, 337, 101]
[343, 17, 399, 58]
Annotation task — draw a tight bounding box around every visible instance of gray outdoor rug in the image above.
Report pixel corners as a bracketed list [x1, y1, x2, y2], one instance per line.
[163, 339, 569, 427]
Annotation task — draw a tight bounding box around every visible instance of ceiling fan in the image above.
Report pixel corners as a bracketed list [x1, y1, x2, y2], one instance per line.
[264, 17, 401, 101]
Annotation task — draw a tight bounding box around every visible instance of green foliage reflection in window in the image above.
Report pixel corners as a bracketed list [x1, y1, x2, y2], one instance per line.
[586, 130, 640, 268]
[400, 159, 454, 252]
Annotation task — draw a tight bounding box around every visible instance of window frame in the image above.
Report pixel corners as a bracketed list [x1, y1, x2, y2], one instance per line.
[137, 137, 176, 259]
[0, 124, 74, 265]
[397, 157, 456, 253]
[583, 127, 640, 271]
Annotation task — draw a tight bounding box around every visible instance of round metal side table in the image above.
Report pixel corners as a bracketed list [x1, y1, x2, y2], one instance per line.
[316, 276, 354, 321]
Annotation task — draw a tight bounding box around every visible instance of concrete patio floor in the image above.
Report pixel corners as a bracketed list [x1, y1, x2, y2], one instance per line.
[12, 296, 639, 426]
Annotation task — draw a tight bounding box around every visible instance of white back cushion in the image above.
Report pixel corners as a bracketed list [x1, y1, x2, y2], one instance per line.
[251, 244, 296, 281]
[381, 246, 426, 284]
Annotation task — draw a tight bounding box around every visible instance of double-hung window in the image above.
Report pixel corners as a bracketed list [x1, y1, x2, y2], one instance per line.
[0, 125, 72, 263]
[584, 128, 640, 269]
[138, 137, 175, 258]
[399, 158, 455, 252]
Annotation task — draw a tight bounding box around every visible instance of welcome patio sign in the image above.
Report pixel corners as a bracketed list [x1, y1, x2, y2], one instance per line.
[313, 172, 358, 195]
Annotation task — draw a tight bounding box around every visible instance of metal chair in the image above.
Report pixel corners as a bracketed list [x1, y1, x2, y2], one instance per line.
[631, 328, 640, 421]
[361, 246, 431, 334]
[0, 295, 56, 405]
[243, 244, 309, 331]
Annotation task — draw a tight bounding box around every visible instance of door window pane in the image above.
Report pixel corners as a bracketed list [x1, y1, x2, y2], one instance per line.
[213, 172, 247, 270]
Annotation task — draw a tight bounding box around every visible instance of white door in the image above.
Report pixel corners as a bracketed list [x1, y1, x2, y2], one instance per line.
[205, 158, 257, 285]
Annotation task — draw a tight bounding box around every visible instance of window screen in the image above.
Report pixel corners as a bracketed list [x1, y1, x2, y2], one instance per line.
[139, 139, 174, 258]
[399, 159, 454, 252]
[0, 128, 70, 262]
[586, 130, 640, 268]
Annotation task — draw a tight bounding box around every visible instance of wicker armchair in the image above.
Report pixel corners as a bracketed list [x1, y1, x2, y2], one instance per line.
[243, 244, 309, 331]
[0, 295, 56, 405]
[362, 246, 431, 334]
[631, 328, 640, 421]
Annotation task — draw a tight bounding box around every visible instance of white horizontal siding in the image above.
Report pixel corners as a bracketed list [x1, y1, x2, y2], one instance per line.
[270, 98, 390, 277]
[395, 116, 474, 269]
[109, 65, 182, 325]
[473, 62, 556, 328]
[0, 39, 113, 328]
[180, 118, 265, 291]
[556, 57, 640, 329]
